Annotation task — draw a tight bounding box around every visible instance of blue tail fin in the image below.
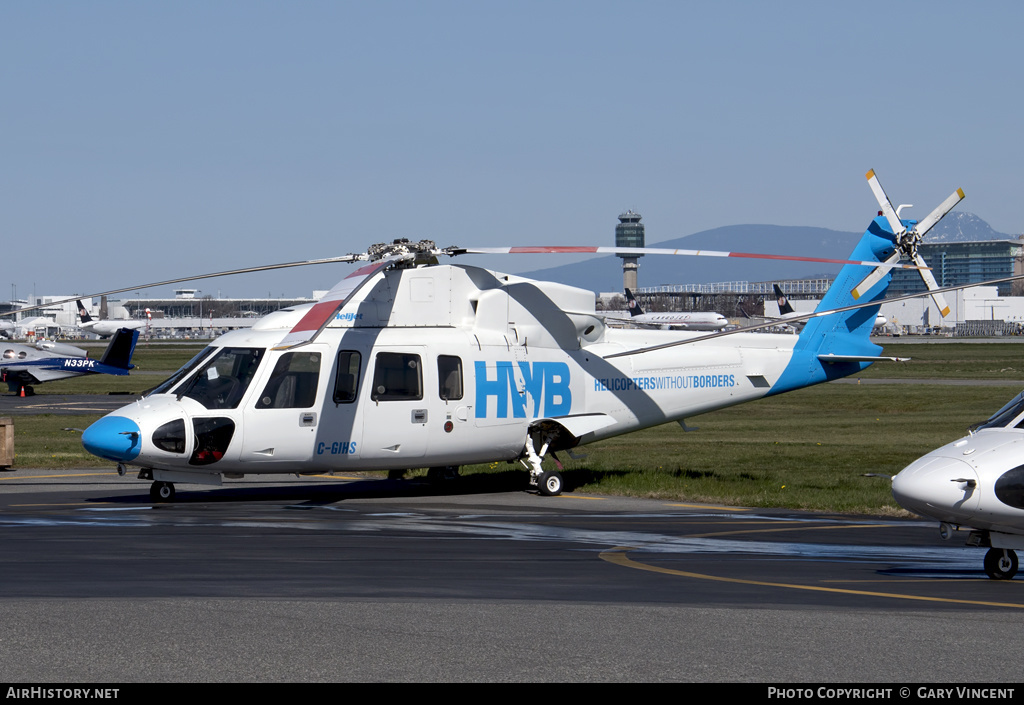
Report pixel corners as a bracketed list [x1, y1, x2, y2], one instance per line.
[99, 328, 139, 370]
[768, 218, 898, 395]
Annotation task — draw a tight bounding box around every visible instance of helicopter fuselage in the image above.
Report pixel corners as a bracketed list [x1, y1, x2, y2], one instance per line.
[82, 263, 817, 488]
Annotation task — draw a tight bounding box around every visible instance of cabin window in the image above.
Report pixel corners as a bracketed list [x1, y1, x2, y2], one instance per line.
[438, 355, 463, 401]
[189, 417, 235, 466]
[179, 347, 265, 410]
[371, 352, 422, 401]
[333, 351, 361, 404]
[256, 351, 322, 409]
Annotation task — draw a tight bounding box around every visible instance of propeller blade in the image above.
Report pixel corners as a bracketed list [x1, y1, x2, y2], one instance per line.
[851, 252, 901, 301]
[456, 245, 924, 270]
[865, 169, 906, 237]
[273, 255, 406, 350]
[914, 252, 951, 317]
[913, 187, 965, 239]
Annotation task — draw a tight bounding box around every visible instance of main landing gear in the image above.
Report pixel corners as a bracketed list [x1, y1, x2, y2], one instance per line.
[537, 469, 563, 497]
[150, 481, 175, 503]
[523, 433, 564, 496]
[984, 548, 1018, 580]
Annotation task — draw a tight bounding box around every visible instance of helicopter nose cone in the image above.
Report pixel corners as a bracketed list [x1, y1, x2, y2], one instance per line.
[82, 416, 142, 463]
[892, 455, 980, 524]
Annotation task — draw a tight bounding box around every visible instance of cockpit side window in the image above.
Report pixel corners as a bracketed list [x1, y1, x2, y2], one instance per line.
[256, 351, 322, 409]
[371, 352, 422, 401]
[179, 347, 265, 410]
[333, 351, 361, 404]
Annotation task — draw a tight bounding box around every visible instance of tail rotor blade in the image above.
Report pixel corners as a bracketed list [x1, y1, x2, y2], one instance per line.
[851, 252, 901, 300]
[913, 187, 966, 240]
[866, 169, 906, 237]
[914, 252, 951, 317]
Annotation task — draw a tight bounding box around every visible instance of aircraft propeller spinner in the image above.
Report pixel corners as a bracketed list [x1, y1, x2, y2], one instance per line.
[852, 169, 965, 317]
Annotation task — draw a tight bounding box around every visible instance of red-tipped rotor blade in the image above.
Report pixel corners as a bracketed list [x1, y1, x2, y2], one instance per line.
[274, 255, 404, 350]
[457, 245, 923, 270]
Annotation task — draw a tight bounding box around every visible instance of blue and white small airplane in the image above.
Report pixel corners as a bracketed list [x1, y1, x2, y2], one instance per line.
[0, 328, 139, 396]
[78, 171, 962, 503]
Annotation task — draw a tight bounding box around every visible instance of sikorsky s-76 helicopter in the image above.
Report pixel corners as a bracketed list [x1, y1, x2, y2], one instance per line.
[78, 172, 964, 503]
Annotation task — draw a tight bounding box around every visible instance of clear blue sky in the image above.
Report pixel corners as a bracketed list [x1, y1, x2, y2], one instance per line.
[3, 1, 1022, 299]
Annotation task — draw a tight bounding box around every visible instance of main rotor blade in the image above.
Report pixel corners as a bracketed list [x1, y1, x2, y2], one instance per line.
[456, 245, 925, 270]
[273, 254, 406, 350]
[851, 252, 901, 301]
[865, 169, 906, 237]
[0, 254, 367, 318]
[914, 252, 951, 317]
[913, 187, 965, 239]
[602, 272, 1024, 359]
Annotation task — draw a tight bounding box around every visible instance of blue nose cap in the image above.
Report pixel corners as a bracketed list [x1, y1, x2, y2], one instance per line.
[82, 416, 142, 462]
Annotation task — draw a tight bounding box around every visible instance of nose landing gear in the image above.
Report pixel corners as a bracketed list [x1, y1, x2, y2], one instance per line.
[150, 481, 176, 503]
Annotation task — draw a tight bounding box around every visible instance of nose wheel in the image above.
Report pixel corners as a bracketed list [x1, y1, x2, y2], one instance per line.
[984, 548, 1018, 580]
[150, 481, 176, 503]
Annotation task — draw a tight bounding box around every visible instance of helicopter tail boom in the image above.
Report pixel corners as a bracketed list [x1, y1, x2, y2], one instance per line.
[767, 218, 897, 395]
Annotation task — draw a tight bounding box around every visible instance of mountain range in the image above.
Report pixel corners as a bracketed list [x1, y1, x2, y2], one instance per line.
[517, 212, 1018, 293]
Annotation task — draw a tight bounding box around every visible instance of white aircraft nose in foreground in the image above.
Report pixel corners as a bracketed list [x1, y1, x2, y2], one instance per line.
[892, 389, 1024, 579]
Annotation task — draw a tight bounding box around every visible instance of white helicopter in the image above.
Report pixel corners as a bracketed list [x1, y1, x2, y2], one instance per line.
[75, 171, 965, 503]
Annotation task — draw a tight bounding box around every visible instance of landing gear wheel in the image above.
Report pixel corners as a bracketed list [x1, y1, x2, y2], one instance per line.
[984, 548, 1018, 580]
[538, 470, 563, 497]
[150, 481, 176, 503]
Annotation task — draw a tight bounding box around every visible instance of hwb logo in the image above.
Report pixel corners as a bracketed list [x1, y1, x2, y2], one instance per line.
[474, 361, 572, 418]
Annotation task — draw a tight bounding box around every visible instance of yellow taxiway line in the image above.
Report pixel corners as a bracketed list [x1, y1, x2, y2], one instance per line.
[600, 547, 1024, 609]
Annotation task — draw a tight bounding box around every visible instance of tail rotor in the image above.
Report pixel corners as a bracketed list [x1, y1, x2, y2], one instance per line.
[853, 170, 964, 317]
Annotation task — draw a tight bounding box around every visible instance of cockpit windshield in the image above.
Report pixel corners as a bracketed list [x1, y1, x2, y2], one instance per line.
[972, 389, 1024, 431]
[148, 346, 215, 397]
[176, 347, 266, 410]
